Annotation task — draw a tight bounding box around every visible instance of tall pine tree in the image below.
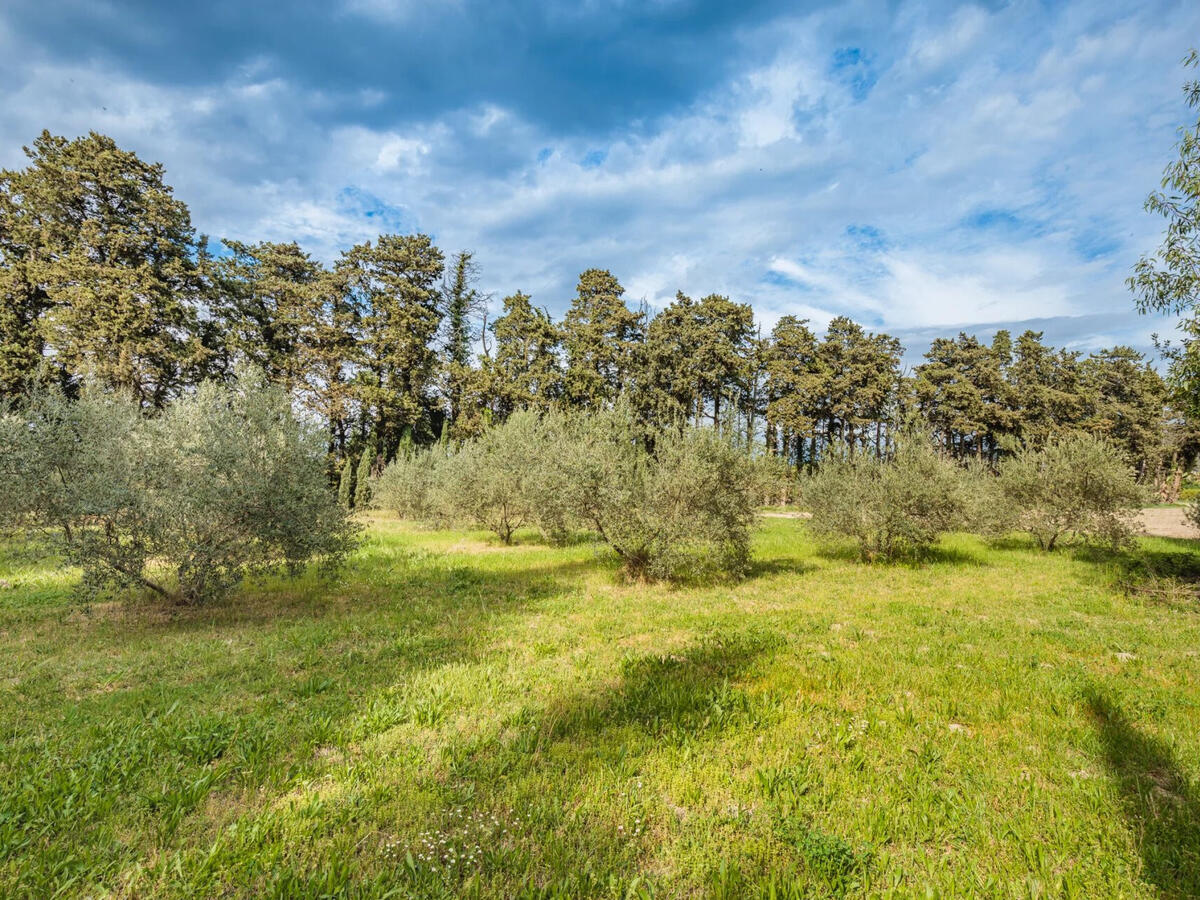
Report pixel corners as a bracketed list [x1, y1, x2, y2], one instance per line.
[0, 131, 207, 406]
[336, 233, 444, 457]
[560, 269, 643, 409]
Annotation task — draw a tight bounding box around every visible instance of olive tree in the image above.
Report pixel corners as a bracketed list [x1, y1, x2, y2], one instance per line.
[435, 410, 565, 544]
[551, 407, 757, 580]
[995, 432, 1145, 550]
[372, 445, 448, 523]
[0, 368, 358, 604]
[803, 436, 969, 561]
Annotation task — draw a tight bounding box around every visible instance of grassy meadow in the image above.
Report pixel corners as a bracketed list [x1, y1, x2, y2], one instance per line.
[1, 515, 1199, 898]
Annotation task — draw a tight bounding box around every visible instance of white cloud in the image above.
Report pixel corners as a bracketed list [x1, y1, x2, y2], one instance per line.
[3, 0, 1196, 358]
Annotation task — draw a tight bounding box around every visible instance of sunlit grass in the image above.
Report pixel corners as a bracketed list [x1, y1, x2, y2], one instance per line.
[1, 516, 1198, 897]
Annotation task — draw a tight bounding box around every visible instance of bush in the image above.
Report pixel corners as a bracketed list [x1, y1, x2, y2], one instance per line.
[551, 407, 758, 580]
[803, 436, 969, 561]
[372, 445, 448, 523]
[995, 432, 1145, 550]
[0, 368, 358, 604]
[371, 406, 758, 579]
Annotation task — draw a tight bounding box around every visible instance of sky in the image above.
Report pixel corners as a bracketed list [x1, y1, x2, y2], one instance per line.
[2, 0, 1199, 364]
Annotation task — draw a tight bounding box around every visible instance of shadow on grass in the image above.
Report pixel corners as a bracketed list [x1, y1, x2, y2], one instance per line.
[408, 630, 788, 893]
[1086, 690, 1200, 898]
[1073, 542, 1200, 610]
[550, 628, 783, 742]
[746, 557, 817, 578]
[811, 541, 987, 568]
[446, 629, 783, 784]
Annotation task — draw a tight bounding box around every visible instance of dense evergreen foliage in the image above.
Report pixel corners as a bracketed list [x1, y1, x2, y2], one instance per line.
[1, 126, 1198, 495]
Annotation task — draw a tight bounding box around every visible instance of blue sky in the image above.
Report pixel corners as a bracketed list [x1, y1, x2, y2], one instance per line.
[2, 0, 1199, 362]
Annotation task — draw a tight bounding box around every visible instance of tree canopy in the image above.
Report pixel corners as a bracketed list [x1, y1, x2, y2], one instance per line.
[2, 129, 1195, 491]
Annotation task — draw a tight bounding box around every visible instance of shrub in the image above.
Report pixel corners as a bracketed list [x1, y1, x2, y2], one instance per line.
[0, 368, 358, 604]
[552, 407, 757, 580]
[747, 452, 800, 507]
[373, 406, 758, 578]
[995, 432, 1145, 550]
[803, 436, 969, 561]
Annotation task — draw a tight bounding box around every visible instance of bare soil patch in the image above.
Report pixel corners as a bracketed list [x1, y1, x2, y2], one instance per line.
[1137, 507, 1200, 540]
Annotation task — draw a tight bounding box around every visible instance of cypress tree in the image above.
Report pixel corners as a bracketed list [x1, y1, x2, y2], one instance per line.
[397, 427, 415, 460]
[355, 447, 374, 509]
[338, 455, 355, 509]
[440, 250, 483, 427]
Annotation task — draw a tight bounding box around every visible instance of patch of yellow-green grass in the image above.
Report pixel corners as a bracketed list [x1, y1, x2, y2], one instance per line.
[1, 517, 1199, 898]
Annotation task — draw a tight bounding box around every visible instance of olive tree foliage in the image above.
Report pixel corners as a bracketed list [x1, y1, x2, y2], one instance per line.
[372, 444, 448, 523]
[992, 432, 1145, 550]
[436, 410, 566, 543]
[371, 405, 758, 579]
[0, 368, 358, 604]
[802, 435, 970, 561]
[373, 410, 563, 543]
[548, 406, 758, 580]
[747, 452, 800, 507]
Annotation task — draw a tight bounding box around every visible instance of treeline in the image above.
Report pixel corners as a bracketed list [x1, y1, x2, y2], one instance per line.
[2, 131, 1194, 489]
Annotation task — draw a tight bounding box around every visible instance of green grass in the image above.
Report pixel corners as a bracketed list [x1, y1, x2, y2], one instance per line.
[2, 516, 1199, 898]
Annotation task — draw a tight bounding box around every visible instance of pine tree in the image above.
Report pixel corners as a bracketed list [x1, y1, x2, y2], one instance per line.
[337, 233, 445, 457]
[1080, 347, 1170, 478]
[214, 239, 325, 396]
[915, 333, 1008, 459]
[764, 316, 822, 467]
[560, 269, 643, 409]
[693, 294, 754, 432]
[1010, 330, 1083, 449]
[640, 292, 704, 424]
[338, 455, 355, 509]
[301, 268, 358, 459]
[487, 291, 563, 416]
[0, 131, 207, 406]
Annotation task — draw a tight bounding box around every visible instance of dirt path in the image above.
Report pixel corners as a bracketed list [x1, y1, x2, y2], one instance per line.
[1137, 507, 1200, 540]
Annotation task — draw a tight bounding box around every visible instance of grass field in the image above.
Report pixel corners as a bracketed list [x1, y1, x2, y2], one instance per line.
[2, 516, 1199, 898]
